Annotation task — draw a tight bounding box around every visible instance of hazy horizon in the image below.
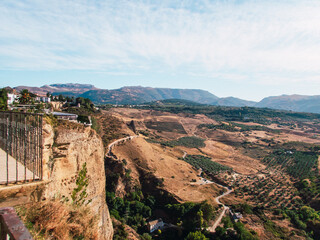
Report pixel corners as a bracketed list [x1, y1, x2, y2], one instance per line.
[6, 82, 320, 103]
[1, 0, 320, 101]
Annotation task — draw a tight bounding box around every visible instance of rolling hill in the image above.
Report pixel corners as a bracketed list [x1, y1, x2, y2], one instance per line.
[213, 97, 257, 107]
[12, 83, 320, 113]
[14, 83, 98, 96]
[80, 86, 219, 105]
[256, 94, 320, 113]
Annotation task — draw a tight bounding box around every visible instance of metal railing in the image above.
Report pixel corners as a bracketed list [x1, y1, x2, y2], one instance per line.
[0, 207, 33, 240]
[0, 111, 43, 185]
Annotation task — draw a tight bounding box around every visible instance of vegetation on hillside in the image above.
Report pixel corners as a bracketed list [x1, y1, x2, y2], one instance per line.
[94, 113, 124, 146]
[198, 122, 280, 133]
[106, 190, 152, 233]
[165, 201, 214, 229]
[102, 105, 320, 239]
[147, 136, 206, 148]
[63, 96, 97, 117]
[183, 155, 232, 176]
[214, 216, 258, 240]
[262, 150, 318, 179]
[147, 99, 205, 107]
[106, 189, 216, 239]
[16, 163, 97, 240]
[136, 104, 320, 124]
[170, 137, 206, 148]
[17, 201, 98, 240]
[230, 146, 320, 239]
[144, 121, 187, 134]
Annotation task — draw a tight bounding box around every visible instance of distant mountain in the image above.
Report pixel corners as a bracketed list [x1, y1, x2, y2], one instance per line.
[14, 83, 98, 96]
[214, 97, 257, 107]
[80, 87, 320, 113]
[10, 83, 320, 114]
[256, 95, 320, 113]
[80, 86, 219, 105]
[48, 83, 96, 90]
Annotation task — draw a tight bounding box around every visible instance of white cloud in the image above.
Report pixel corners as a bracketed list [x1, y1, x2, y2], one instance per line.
[1, 0, 320, 86]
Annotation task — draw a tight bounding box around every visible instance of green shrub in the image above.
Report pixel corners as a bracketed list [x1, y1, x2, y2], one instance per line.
[185, 231, 208, 240]
[183, 155, 232, 175]
[71, 163, 89, 206]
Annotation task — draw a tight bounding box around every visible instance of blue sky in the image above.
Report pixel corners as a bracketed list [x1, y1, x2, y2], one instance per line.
[1, 0, 320, 101]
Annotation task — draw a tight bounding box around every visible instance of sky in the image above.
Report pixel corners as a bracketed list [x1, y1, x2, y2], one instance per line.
[1, 0, 320, 101]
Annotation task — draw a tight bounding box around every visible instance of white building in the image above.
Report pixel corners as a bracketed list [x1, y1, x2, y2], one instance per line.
[147, 218, 164, 233]
[35, 95, 51, 103]
[41, 96, 51, 103]
[7, 93, 18, 105]
[229, 210, 243, 222]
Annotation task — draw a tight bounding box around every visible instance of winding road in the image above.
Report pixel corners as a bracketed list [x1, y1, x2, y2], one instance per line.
[107, 140, 233, 233]
[207, 184, 233, 232]
[182, 151, 233, 232]
[107, 135, 138, 157]
[182, 151, 188, 159]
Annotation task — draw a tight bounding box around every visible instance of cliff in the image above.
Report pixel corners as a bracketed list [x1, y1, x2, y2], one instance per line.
[42, 120, 113, 239]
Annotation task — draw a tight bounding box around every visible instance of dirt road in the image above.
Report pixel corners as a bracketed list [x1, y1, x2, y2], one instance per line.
[107, 135, 138, 156]
[207, 183, 233, 232]
[181, 151, 233, 232]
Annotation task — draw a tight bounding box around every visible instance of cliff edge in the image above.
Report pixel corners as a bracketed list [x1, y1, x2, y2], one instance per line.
[42, 120, 113, 240]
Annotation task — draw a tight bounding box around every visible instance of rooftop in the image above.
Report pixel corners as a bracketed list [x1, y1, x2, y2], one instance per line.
[52, 112, 78, 116]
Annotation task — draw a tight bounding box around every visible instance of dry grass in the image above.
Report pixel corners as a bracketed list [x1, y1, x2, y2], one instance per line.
[95, 111, 133, 147]
[17, 200, 98, 240]
[113, 137, 221, 205]
[200, 140, 265, 174]
[110, 108, 216, 136]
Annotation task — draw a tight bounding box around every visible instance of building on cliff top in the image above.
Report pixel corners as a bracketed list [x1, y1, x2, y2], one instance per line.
[7, 93, 18, 105]
[52, 112, 78, 121]
[35, 95, 51, 103]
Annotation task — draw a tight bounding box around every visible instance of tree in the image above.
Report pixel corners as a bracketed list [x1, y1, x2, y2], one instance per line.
[141, 233, 152, 240]
[19, 89, 35, 104]
[196, 210, 204, 229]
[300, 206, 319, 221]
[185, 231, 208, 240]
[222, 216, 233, 228]
[234, 222, 258, 240]
[0, 88, 8, 110]
[35, 103, 44, 112]
[58, 94, 65, 102]
[200, 201, 214, 222]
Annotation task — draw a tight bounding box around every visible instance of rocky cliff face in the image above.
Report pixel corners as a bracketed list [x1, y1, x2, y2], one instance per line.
[42, 120, 113, 240]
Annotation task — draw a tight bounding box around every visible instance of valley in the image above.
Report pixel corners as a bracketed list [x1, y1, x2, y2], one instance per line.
[99, 104, 320, 240]
[2, 87, 320, 239]
[3, 0, 320, 238]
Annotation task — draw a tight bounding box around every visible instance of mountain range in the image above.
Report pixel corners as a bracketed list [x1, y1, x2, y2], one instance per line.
[11, 83, 320, 113]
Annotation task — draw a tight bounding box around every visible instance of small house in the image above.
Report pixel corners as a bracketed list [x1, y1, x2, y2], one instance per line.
[229, 209, 243, 222]
[7, 93, 18, 105]
[147, 218, 164, 233]
[36, 95, 51, 103]
[41, 96, 51, 103]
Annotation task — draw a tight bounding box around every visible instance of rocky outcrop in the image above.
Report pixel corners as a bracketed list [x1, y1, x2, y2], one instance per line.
[42, 120, 113, 240]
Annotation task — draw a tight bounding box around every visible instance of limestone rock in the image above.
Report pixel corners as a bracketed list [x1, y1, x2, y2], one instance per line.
[42, 121, 113, 240]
